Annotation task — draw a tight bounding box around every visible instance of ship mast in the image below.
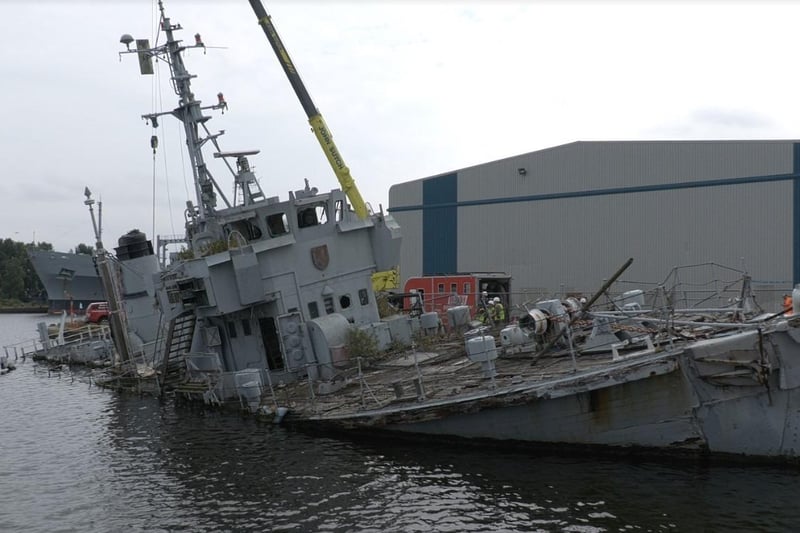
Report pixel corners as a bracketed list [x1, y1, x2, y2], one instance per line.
[83, 187, 133, 365]
[155, 2, 217, 219]
[122, 0, 231, 237]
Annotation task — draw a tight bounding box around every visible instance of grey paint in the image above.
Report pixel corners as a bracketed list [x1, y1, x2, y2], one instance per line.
[295, 320, 800, 460]
[389, 140, 797, 310]
[27, 249, 105, 310]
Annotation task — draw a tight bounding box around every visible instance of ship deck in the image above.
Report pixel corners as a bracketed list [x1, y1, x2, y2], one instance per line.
[269, 334, 680, 424]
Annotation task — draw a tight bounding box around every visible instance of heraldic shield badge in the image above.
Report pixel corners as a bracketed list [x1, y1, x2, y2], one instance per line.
[311, 244, 330, 271]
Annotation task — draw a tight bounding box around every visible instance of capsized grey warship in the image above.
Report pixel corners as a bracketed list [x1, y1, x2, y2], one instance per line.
[102, 1, 800, 463]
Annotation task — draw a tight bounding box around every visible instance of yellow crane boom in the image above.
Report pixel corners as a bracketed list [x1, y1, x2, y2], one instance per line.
[248, 0, 369, 220]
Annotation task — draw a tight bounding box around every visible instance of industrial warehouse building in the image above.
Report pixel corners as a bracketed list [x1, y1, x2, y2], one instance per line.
[388, 140, 799, 312]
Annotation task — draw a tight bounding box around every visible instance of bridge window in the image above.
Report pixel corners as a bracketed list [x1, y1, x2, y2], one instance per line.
[308, 301, 320, 319]
[358, 288, 369, 306]
[228, 218, 263, 242]
[266, 213, 289, 237]
[298, 203, 328, 228]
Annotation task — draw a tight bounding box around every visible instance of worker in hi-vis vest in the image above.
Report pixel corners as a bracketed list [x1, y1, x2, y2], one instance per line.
[491, 297, 505, 323]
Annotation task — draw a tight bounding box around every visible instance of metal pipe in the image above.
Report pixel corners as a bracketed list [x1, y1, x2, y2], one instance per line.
[536, 258, 634, 358]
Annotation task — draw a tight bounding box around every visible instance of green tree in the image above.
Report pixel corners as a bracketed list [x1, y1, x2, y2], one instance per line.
[73, 243, 94, 255]
[0, 256, 25, 300]
[0, 237, 53, 302]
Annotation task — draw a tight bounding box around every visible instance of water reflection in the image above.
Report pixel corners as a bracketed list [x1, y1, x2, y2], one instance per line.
[95, 393, 800, 532]
[2, 310, 799, 533]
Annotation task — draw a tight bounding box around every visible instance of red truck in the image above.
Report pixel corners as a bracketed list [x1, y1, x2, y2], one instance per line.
[85, 301, 110, 323]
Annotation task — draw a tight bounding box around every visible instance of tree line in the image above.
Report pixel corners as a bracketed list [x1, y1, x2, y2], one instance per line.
[0, 238, 94, 303]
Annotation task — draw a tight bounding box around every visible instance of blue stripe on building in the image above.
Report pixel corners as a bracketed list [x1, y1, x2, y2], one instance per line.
[422, 173, 457, 275]
[393, 165, 800, 282]
[391, 171, 799, 212]
[794, 143, 800, 285]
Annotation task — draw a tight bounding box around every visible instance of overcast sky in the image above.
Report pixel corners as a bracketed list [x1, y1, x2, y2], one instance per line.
[2, 0, 799, 253]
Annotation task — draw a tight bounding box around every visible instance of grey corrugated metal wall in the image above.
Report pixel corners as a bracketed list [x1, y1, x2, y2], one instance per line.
[389, 140, 799, 310]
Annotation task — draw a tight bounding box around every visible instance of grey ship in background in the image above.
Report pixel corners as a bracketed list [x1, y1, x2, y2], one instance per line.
[27, 249, 104, 314]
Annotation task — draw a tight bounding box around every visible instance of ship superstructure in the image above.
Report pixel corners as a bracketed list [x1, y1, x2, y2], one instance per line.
[116, 1, 400, 397]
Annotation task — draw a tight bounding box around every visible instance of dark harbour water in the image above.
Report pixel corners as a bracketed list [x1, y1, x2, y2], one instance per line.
[2, 313, 800, 532]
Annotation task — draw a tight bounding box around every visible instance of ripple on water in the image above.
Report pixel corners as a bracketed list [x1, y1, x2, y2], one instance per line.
[3, 314, 800, 532]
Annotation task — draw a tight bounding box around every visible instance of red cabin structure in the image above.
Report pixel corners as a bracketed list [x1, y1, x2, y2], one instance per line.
[402, 273, 511, 319]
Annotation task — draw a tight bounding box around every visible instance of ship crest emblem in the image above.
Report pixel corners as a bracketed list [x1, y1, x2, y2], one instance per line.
[311, 244, 329, 271]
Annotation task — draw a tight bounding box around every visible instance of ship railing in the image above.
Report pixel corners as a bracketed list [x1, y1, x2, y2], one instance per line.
[193, 365, 283, 414]
[249, 332, 667, 415]
[271, 351, 433, 413]
[258, 294, 789, 415]
[165, 363, 271, 413]
[293, 317, 663, 411]
[176, 352, 224, 405]
[3, 337, 47, 360]
[3, 323, 113, 360]
[219, 302, 774, 414]
[56, 324, 113, 346]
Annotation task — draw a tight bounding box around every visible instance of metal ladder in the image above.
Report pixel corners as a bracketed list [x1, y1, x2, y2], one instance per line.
[159, 311, 196, 396]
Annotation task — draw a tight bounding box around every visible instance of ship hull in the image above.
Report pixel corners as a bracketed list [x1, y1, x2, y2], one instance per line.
[27, 249, 104, 313]
[298, 325, 800, 462]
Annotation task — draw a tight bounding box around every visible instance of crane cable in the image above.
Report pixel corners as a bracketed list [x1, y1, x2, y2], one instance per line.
[151, 0, 158, 242]
[149, 0, 181, 240]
